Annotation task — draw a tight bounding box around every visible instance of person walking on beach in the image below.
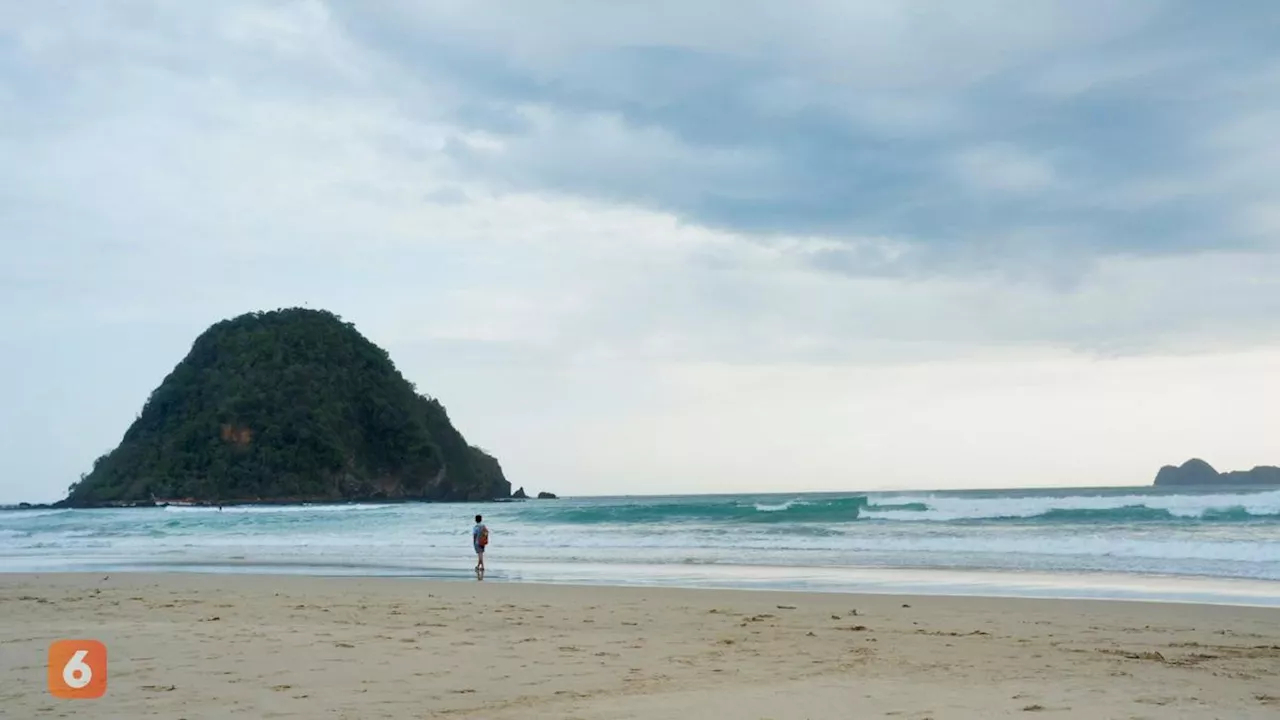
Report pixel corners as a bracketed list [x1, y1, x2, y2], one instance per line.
[472, 514, 488, 578]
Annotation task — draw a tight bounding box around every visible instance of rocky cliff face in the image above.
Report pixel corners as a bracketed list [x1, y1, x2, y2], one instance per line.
[1154, 458, 1280, 487]
[63, 308, 512, 507]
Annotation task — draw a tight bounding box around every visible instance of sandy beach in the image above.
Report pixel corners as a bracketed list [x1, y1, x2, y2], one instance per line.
[2, 572, 1278, 719]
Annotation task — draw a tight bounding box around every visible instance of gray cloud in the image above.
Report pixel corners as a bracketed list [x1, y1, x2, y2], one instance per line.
[4, 1, 1280, 503]
[320, 0, 1280, 273]
[3, 0, 1279, 349]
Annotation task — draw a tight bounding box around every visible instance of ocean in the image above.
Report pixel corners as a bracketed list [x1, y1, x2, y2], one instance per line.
[3, 486, 1278, 605]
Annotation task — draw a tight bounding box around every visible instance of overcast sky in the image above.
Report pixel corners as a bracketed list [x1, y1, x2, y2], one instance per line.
[3, 1, 1280, 504]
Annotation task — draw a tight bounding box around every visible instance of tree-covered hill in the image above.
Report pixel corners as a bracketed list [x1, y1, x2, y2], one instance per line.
[63, 308, 511, 506]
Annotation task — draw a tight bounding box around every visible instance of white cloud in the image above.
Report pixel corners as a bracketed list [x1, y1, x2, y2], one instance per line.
[952, 143, 1057, 195]
[449, 105, 777, 202]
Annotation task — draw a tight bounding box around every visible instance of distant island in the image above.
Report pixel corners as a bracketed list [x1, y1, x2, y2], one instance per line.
[56, 307, 555, 508]
[511, 487, 558, 500]
[1153, 458, 1280, 487]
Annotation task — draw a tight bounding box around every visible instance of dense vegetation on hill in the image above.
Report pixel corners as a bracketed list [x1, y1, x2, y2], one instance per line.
[63, 308, 511, 506]
[1154, 458, 1280, 486]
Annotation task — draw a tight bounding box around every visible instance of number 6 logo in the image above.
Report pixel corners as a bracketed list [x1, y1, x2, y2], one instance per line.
[48, 640, 107, 699]
[63, 650, 93, 688]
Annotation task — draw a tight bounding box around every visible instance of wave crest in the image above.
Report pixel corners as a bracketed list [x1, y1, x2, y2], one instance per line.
[862, 489, 1280, 523]
[539, 490, 1280, 525]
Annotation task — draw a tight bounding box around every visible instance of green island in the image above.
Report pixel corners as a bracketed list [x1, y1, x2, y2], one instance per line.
[60, 308, 524, 507]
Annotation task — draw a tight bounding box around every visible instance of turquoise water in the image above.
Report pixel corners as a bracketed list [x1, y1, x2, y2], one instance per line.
[2, 486, 1278, 604]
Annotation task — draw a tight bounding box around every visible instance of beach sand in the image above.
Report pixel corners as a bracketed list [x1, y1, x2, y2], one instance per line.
[2, 573, 1278, 719]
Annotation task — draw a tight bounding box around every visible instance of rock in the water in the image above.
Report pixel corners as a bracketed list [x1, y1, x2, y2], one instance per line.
[536, 491, 559, 499]
[1154, 458, 1220, 486]
[512, 487, 529, 499]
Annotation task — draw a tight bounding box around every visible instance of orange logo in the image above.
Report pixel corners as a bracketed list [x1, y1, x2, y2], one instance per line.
[48, 639, 107, 699]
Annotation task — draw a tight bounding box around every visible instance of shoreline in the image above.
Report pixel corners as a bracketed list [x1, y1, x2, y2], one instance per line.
[4, 562, 1279, 609]
[4, 572, 1278, 718]
[7, 570, 1280, 612]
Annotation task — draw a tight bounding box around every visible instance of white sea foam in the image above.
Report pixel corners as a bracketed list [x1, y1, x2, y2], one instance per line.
[752, 499, 805, 512]
[162, 503, 397, 514]
[0, 509, 70, 521]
